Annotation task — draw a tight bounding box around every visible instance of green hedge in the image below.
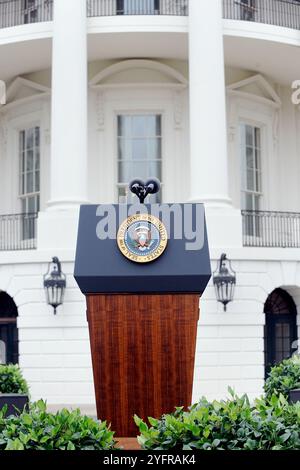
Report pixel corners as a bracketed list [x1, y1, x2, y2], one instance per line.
[135, 391, 300, 450]
[0, 364, 29, 395]
[0, 400, 117, 450]
[265, 355, 300, 400]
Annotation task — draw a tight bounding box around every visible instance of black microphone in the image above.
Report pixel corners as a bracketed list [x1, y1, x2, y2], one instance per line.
[145, 178, 161, 196]
[129, 178, 161, 203]
[129, 179, 144, 195]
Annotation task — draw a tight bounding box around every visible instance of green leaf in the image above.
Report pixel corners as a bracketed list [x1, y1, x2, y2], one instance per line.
[22, 414, 33, 426]
[67, 441, 76, 450]
[148, 417, 159, 427]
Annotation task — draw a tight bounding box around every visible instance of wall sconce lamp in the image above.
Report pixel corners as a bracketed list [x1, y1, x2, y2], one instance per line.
[43, 257, 66, 315]
[213, 254, 236, 312]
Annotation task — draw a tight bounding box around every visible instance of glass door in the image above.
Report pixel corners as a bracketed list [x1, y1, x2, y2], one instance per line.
[117, 0, 159, 15]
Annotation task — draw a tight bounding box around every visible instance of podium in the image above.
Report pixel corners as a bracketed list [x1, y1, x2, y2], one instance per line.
[74, 203, 211, 437]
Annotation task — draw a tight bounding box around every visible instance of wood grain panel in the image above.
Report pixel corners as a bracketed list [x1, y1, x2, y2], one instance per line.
[86, 294, 200, 437]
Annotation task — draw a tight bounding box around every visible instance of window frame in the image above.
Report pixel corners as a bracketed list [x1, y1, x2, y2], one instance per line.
[115, 111, 163, 203]
[264, 289, 298, 379]
[240, 122, 263, 213]
[18, 125, 41, 216]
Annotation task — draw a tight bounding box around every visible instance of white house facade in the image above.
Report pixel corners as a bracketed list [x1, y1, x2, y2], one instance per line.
[0, 0, 300, 411]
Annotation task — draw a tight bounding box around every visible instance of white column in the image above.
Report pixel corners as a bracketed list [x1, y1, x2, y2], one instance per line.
[189, 0, 231, 207]
[48, 0, 88, 210]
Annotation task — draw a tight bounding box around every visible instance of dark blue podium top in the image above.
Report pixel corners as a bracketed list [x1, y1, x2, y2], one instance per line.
[74, 204, 211, 295]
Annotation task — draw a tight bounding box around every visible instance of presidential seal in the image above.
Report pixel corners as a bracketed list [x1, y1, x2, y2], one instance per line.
[117, 214, 168, 263]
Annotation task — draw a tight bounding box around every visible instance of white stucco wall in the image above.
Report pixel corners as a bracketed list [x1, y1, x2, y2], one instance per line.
[0, 255, 299, 406]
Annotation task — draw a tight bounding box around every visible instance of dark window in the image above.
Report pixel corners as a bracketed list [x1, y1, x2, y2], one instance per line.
[264, 288, 298, 378]
[0, 292, 18, 365]
[240, 0, 256, 21]
[116, 0, 160, 15]
[23, 0, 38, 24]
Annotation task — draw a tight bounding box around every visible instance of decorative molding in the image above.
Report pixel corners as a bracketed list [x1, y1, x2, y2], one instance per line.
[96, 91, 105, 130]
[228, 98, 238, 142]
[89, 59, 188, 88]
[227, 74, 282, 109]
[173, 91, 184, 129]
[4, 77, 51, 108]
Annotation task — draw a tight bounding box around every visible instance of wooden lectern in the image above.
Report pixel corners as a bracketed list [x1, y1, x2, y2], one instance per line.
[74, 202, 211, 437]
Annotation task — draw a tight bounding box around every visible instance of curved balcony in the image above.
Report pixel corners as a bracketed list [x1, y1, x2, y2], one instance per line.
[1, 1, 300, 31]
[88, 0, 188, 16]
[223, 0, 300, 31]
[0, 0, 53, 29]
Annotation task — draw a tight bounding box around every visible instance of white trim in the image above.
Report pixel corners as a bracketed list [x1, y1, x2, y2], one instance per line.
[96, 87, 177, 204]
[7, 77, 50, 99]
[227, 74, 281, 108]
[1, 77, 51, 111]
[6, 110, 43, 215]
[1, 93, 51, 113]
[223, 19, 300, 47]
[89, 59, 188, 87]
[228, 94, 275, 212]
[227, 90, 281, 110]
[91, 83, 186, 91]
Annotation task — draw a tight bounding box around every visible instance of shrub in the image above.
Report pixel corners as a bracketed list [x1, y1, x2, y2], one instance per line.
[0, 364, 29, 395]
[135, 390, 300, 450]
[0, 400, 117, 450]
[265, 355, 300, 400]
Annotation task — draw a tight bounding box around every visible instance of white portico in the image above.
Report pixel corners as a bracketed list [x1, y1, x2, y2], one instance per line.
[0, 0, 299, 407]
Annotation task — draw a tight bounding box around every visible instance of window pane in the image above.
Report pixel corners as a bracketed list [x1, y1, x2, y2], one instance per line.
[246, 147, 254, 169]
[20, 152, 25, 174]
[118, 116, 131, 137]
[35, 171, 40, 192]
[148, 161, 162, 180]
[132, 139, 147, 160]
[148, 139, 161, 160]
[245, 125, 253, 146]
[255, 170, 261, 192]
[118, 139, 131, 160]
[26, 150, 34, 171]
[35, 127, 40, 147]
[246, 169, 254, 191]
[26, 172, 34, 194]
[21, 198, 26, 214]
[132, 116, 147, 137]
[255, 148, 261, 171]
[35, 149, 40, 170]
[20, 173, 25, 196]
[26, 128, 34, 149]
[27, 196, 36, 213]
[119, 161, 149, 182]
[146, 115, 161, 136]
[255, 127, 261, 148]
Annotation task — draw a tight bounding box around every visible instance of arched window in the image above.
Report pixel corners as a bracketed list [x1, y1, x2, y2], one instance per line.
[264, 288, 298, 378]
[0, 292, 18, 364]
